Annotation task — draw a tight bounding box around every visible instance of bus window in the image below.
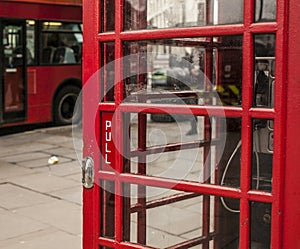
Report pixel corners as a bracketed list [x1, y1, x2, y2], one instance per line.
[26, 20, 35, 65]
[41, 21, 82, 64]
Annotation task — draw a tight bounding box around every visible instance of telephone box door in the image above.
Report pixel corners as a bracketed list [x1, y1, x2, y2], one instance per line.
[82, 1, 296, 249]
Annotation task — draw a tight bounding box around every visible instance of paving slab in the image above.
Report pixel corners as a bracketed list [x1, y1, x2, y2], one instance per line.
[0, 208, 49, 241]
[16, 156, 72, 168]
[0, 228, 81, 249]
[0, 161, 33, 181]
[65, 172, 82, 182]
[8, 172, 79, 193]
[0, 183, 52, 210]
[36, 134, 74, 145]
[15, 199, 82, 235]
[0, 152, 50, 164]
[0, 132, 45, 147]
[36, 161, 82, 177]
[50, 185, 82, 205]
[44, 147, 80, 158]
[0, 143, 57, 156]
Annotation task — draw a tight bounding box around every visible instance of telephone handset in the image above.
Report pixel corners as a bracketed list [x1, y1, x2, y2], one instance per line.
[254, 58, 274, 108]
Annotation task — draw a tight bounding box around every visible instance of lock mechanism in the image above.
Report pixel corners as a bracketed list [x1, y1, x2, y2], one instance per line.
[82, 157, 94, 189]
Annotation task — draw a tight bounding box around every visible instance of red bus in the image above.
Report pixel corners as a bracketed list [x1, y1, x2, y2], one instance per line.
[0, 0, 82, 128]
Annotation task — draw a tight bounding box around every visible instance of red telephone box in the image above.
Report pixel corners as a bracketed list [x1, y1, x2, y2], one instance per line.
[82, 0, 300, 248]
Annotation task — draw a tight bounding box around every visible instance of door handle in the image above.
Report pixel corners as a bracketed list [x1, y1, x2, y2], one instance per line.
[82, 157, 94, 189]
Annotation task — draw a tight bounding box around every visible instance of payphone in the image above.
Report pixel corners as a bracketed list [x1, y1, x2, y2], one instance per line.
[219, 37, 274, 248]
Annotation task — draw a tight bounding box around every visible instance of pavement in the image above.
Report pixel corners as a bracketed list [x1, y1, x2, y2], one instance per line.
[0, 125, 83, 249]
[0, 120, 207, 249]
[0, 119, 258, 249]
[0, 119, 211, 249]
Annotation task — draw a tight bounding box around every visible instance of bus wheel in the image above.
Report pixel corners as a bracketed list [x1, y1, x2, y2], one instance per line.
[54, 85, 81, 125]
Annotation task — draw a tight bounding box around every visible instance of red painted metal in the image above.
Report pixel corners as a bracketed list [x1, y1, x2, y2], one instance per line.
[0, 1, 81, 21]
[283, 0, 300, 247]
[82, 0, 297, 248]
[82, 1, 99, 249]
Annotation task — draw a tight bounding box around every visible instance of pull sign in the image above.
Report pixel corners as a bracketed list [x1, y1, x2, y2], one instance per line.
[101, 112, 115, 171]
[82, 157, 94, 189]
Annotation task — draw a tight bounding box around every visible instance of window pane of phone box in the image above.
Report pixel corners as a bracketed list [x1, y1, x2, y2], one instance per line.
[250, 201, 272, 249]
[253, 34, 275, 108]
[124, 113, 241, 187]
[123, 36, 242, 107]
[101, 0, 115, 32]
[255, 0, 276, 22]
[124, 0, 244, 30]
[252, 119, 273, 192]
[122, 184, 240, 249]
[100, 42, 115, 102]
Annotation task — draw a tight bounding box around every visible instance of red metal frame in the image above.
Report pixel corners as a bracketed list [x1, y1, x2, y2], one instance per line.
[81, 0, 300, 248]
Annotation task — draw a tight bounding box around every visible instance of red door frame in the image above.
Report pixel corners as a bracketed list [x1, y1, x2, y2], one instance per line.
[82, 0, 300, 248]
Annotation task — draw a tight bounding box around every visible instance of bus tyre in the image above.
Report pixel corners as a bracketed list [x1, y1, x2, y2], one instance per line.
[54, 85, 81, 125]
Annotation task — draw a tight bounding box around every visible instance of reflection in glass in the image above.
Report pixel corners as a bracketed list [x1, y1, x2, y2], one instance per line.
[101, 0, 115, 32]
[123, 36, 242, 107]
[123, 113, 241, 188]
[219, 119, 241, 189]
[122, 184, 240, 248]
[100, 180, 115, 238]
[101, 42, 115, 102]
[26, 20, 35, 64]
[253, 34, 275, 108]
[252, 119, 273, 192]
[255, 0, 276, 22]
[251, 202, 272, 248]
[124, 0, 244, 30]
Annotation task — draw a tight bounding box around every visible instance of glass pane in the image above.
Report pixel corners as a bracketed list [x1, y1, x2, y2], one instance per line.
[252, 119, 273, 192]
[42, 22, 82, 32]
[100, 180, 115, 238]
[253, 34, 275, 108]
[255, 0, 276, 22]
[124, 0, 244, 30]
[100, 42, 115, 102]
[3, 24, 25, 113]
[123, 184, 240, 248]
[41, 22, 82, 64]
[123, 112, 241, 187]
[123, 36, 242, 107]
[101, 0, 115, 32]
[250, 202, 272, 248]
[26, 20, 35, 65]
